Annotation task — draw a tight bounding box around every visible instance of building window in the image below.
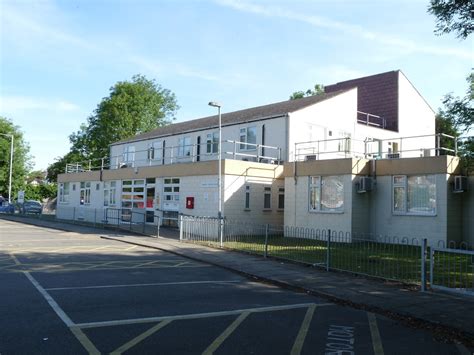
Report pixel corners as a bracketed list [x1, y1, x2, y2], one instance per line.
[123, 146, 135, 164]
[59, 182, 70, 203]
[80, 182, 91, 205]
[244, 186, 250, 209]
[278, 187, 285, 210]
[104, 181, 117, 207]
[206, 132, 219, 154]
[147, 141, 162, 161]
[393, 175, 436, 215]
[178, 137, 191, 157]
[239, 126, 257, 150]
[309, 176, 344, 212]
[263, 187, 271, 210]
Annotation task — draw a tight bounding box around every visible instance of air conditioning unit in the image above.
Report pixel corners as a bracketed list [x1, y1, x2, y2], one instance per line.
[453, 176, 467, 193]
[357, 176, 373, 193]
[305, 154, 317, 161]
[386, 153, 400, 159]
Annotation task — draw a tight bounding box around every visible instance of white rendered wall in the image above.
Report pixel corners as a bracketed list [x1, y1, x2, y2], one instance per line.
[110, 116, 287, 168]
[288, 89, 358, 161]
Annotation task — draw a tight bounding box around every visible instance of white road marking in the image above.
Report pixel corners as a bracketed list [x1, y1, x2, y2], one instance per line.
[76, 303, 334, 329]
[45, 280, 242, 291]
[203, 312, 250, 355]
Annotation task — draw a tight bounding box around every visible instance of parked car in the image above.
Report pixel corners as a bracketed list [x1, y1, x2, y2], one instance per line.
[21, 200, 43, 214]
[0, 202, 15, 214]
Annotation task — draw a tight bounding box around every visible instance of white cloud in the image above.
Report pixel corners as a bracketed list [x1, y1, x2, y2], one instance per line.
[216, 0, 473, 60]
[0, 96, 80, 113]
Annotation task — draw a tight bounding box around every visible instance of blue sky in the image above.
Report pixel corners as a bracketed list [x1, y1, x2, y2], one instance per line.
[1, 0, 472, 170]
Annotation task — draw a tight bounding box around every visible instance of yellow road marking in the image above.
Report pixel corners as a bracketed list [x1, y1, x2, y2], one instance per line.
[202, 311, 250, 355]
[110, 320, 172, 355]
[368, 312, 384, 355]
[291, 304, 316, 355]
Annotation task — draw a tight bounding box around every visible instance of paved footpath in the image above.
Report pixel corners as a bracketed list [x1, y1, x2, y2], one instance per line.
[2, 215, 474, 350]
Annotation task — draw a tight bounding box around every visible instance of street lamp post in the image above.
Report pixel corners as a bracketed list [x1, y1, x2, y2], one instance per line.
[0, 133, 14, 203]
[208, 101, 223, 247]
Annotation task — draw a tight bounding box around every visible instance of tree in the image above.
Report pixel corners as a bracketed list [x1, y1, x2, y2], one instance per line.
[428, 0, 474, 39]
[0, 117, 32, 200]
[290, 84, 325, 100]
[69, 74, 179, 163]
[46, 151, 83, 183]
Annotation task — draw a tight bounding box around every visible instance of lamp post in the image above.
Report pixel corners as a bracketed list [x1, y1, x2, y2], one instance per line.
[208, 101, 223, 246]
[0, 133, 14, 203]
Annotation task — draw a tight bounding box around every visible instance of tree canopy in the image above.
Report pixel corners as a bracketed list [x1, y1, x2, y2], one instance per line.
[0, 117, 32, 200]
[428, 0, 474, 39]
[69, 74, 179, 163]
[289, 84, 325, 100]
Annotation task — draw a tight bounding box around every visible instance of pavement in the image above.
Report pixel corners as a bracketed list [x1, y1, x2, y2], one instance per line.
[2, 214, 474, 349]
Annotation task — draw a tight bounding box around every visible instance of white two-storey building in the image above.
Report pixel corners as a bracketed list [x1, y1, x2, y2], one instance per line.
[57, 70, 471, 245]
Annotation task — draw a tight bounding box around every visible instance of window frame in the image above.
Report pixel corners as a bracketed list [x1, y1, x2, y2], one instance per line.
[122, 146, 135, 164]
[278, 187, 285, 210]
[59, 182, 70, 204]
[392, 175, 437, 216]
[178, 137, 192, 157]
[206, 132, 219, 154]
[309, 176, 344, 213]
[239, 126, 257, 151]
[263, 186, 272, 210]
[244, 185, 250, 210]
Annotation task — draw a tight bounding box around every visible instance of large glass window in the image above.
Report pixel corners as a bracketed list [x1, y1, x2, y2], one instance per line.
[178, 137, 191, 157]
[278, 187, 285, 210]
[122, 146, 135, 164]
[206, 132, 219, 154]
[309, 176, 344, 212]
[59, 182, 70, 203]
[148, 141, 162, 161]
[393, 175, 436, 215]
[239, 126, 257, 150]
[103, 181, 117, 207]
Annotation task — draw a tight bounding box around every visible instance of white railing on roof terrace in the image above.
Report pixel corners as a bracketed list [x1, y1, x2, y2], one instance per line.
[65, 140, 282, 173]
[357, 111, 386, 129]
[294, 133, 459, 161]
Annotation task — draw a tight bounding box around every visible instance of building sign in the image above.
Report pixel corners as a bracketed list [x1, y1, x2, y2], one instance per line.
[18, 190, 25, 204]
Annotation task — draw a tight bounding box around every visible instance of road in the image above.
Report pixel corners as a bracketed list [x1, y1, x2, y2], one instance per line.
[0, 219, 468, 354]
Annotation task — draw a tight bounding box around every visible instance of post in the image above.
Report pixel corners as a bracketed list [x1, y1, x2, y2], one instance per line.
[264, 224, 269, 258]
[421, 238, 427, 292]
[326, 229, 331, 271]
[436, 134, 441, 156]
[429, 247, 435, 289]
[219, 217, 224, 248]
[94, 208, 97, 227]
[72, 207, 76, 224]
[179, 215, 183, 241]
[142, 212, 146, 234]
[8, 135, 13, 203]
[156, 216, 160, 239]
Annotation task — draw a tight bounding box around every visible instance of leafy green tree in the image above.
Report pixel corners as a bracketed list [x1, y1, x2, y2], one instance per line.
[428, 0, 474, 39]
[0, 117, 32, 201]
[70, 74, 179, 163]
[46, 151, 83, 183]
[290, 84, 325, 100]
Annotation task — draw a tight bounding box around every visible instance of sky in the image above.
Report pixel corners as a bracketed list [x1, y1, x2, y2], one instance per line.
[0, 0, 473, 170]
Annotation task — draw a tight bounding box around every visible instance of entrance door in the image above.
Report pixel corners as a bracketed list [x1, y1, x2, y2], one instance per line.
[146, 179, 156, 223]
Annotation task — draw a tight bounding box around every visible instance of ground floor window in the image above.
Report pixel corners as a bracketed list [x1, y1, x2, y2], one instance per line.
[393, 175, 436, 215]
[59, 182, 70, 203]
[263, 187, 271, 210]
[278, 187, 285, 210]
[121, 179, 145, 221]
[244, 185, 250, 209]
[80, 182, 91, 205]
[103, 181, 117, 207]
[309, 176, 344, 212]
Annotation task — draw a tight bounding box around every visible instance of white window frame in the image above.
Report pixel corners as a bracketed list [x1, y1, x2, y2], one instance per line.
[59, 182, 70, 204]
[263, 186, 272, 210]
[80, 182, 91, 205]
[392, 175, 436, 216]
[123, 146, 135, 164]
[206, 132, 219, 154]
[178, 137, 191, 157]
[244, 185, 250, 210]
[239, 126, 257, 151]
[148, 141, 162, 161]
[103, 181, 117, 207]
[309, 176, 344, 213]
[278, 187, 285, 210]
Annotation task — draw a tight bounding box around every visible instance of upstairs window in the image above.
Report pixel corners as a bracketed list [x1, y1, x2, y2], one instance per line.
[122, 146, 135, 164]
[206, 132, 219, 154]
[239, 126, 257, 150]
[178, 137, 191, 157]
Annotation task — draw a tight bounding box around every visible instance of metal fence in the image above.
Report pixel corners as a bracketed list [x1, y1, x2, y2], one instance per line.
[180, 216, 473, 293]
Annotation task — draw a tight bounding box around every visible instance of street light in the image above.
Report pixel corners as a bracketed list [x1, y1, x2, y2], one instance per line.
[0, 133, 14, 203]
[208, 101, 223, 247]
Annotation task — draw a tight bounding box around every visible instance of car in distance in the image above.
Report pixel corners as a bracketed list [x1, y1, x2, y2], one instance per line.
[0, 202, 15, 214]
[21, 200, 43, 214]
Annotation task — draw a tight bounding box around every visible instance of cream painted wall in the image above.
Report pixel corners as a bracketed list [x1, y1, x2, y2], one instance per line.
[463, 176, 474, 246]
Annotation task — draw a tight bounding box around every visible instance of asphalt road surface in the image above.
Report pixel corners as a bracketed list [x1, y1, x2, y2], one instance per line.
[0, 219, 469, 354]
